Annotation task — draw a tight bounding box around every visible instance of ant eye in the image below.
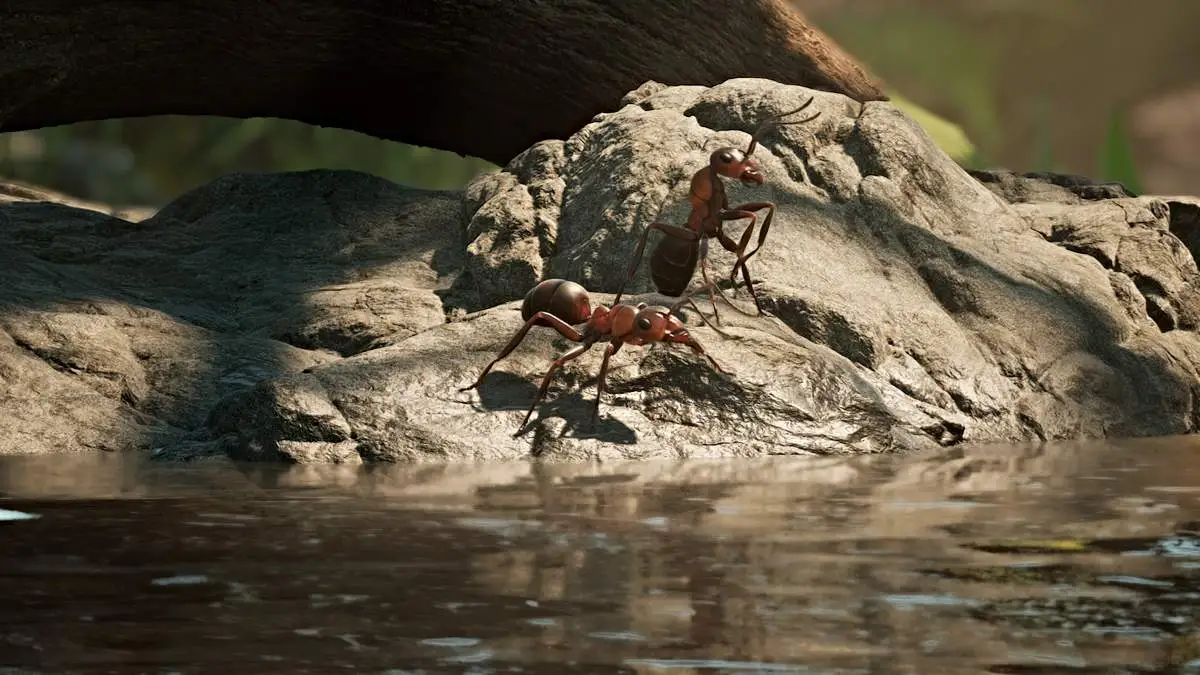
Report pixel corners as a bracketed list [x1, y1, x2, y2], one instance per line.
[718, 151, 735, 164]
[635, 317, 653, 331]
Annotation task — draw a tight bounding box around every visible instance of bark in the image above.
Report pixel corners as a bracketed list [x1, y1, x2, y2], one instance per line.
[0, 0, 886, 166]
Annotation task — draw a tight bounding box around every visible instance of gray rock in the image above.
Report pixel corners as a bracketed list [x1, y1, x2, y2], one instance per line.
[0, 170, 457, 457]
[969, 168, 1139, 204]
[4, 77, 1200, 462]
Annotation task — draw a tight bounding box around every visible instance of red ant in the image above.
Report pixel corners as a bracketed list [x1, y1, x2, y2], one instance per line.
[460, 278, 727, 436]
[612, 97, 821, 321]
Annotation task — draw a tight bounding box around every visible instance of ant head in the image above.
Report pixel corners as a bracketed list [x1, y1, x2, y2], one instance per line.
[709, 146, 764, 186]
[630, 305, 687, 343]
[703, 95, 823, 187]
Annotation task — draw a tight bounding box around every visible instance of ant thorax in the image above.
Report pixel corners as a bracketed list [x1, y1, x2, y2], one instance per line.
[586, 305, 613, 333]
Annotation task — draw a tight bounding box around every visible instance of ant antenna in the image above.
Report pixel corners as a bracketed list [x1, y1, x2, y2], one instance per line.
[666, 286, 703, 318]
[746, 95, 822, 157]
[665, 288, 734, 337]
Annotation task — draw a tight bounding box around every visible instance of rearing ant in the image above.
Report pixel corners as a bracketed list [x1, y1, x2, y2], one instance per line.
[612, 96, 822, 320]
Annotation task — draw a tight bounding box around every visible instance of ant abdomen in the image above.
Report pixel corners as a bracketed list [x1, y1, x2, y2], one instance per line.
[521, 278, 592, 326]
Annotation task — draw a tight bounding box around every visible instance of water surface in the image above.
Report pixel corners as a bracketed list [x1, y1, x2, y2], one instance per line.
[3, 437, 1200, 673]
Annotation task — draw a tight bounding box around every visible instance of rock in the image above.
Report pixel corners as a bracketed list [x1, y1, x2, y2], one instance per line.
[1, 178, 155, 222]
[5, 77, 1200, 462]
[969, 169, 1139, 204]
[0, 170, 459, 457]
[212, 304, 962, 461]
[442, 78, 1200, 454]
[207, 375, 358, 463]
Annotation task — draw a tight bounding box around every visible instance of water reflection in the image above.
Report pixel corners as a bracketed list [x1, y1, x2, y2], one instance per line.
[2, 437, 1200, 673]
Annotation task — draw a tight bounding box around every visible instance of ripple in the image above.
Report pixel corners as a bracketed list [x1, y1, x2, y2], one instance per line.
[1096, 575, 1175, 588]
[420, 637, 481, 648]
[0, 507, 40, 521]
[884, 499, 985, 510]
[882, 593, 980, 610]
[151, 574, 211, 586]
[623, 658, 815, 672]
[587, 630, 646, 642]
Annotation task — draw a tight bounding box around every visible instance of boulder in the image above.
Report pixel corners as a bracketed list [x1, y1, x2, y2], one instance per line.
[0, 171, 459, 457]
[3, 78, 1200, 461]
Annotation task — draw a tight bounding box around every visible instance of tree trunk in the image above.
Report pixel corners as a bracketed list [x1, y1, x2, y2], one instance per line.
[0, 0, 886, 166]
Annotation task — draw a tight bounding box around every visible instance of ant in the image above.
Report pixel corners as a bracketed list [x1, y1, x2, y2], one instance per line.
[460, 278, 727, 436]
[612, 96, 821, 321]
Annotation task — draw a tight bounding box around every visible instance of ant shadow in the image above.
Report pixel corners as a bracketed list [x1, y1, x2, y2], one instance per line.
[468, 370, 639, 445]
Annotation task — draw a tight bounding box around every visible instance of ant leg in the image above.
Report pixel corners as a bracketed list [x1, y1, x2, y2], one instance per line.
[695, 238, 723, 324]
[670, 293, 736, 340]
[699, 239, 757, 318]
[686, 295, 739, 338]
[717, 206, 770, 283]
[615, 222, 695, 306]
[736, 258, 765, 315]
[715, 209, 757, 297]
[697, 237, 757, 320]
[697, 249, 738, 322]
[515, 339, 597, 436]
[667, 284, 706, 317]
[613, 224, 654, 306]
[716, 228, 767, 315]
[632, 224, 719, 324]
[461, 312, 584, 392]
[725, 202, 775, 285]
[591, 341, 623, 427]
[669, 332, 728, 375]
[618, 223, 727, 324]
[718, 204, 775, 315]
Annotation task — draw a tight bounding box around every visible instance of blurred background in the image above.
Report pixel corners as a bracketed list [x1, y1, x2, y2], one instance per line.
[1, 0, 1197, 208]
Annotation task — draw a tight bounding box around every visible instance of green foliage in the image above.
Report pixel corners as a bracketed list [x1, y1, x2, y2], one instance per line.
[0, 117, 499, 206]
[1031, 97, 1064, 174]
[1025, 99, 1145, 191]
[886, 89, 976, 162]
[822, 9, 1004, 157]
[1097, 106, 1143, 193]
[815, 1, 1157, 184]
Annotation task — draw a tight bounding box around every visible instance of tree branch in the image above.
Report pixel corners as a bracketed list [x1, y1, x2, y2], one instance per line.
[0, 0, 886, 166]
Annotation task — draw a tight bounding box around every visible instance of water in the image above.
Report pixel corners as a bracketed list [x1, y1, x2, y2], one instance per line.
[3, 437, 1200, 673]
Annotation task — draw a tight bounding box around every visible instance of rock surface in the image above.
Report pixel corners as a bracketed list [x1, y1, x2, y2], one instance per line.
[3, 78, 1200, 461]
[0, 171, 461, 458]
